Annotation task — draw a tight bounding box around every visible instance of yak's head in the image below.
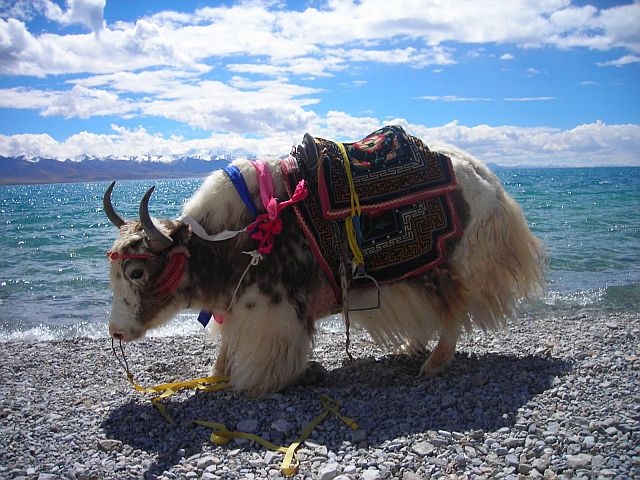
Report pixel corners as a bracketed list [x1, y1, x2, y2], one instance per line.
[104, 182, 191, 342]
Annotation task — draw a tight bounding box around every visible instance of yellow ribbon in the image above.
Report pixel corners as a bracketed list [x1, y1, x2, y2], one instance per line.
[126, 373, 230, 423]
[116, 342, 359, 476]
[335, 141, 364, 267]
[195, 395, 358, 477]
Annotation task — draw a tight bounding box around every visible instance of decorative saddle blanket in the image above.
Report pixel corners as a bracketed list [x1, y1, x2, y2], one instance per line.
[280, 125, 462, 302]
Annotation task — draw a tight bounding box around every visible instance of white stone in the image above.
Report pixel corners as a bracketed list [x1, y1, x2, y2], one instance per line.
[362, 469, 381, 480]
[567, 453, 593, 469]
[411, 441, 435, 456]
[197, 455, 221, 470]
[317, 463, 340, 480]
[583, 436, 595, 449]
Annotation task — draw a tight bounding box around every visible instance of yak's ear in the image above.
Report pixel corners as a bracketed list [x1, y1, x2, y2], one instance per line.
[170, 221, 192, 246]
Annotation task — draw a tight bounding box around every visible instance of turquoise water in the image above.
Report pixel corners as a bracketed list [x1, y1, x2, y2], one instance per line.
[1, 168, 638, 341]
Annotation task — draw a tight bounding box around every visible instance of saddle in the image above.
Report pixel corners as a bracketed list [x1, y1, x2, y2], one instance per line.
[280, 125, 463, 304]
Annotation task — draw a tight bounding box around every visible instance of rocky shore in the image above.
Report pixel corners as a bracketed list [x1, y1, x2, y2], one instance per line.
[1, 311, 638, 480]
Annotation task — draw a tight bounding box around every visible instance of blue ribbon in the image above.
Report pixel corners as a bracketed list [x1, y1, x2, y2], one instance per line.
[223, 165, 257, 218]
[197, 310, 212, 327]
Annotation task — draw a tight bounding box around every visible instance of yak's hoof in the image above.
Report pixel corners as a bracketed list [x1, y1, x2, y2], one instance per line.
[296, 361, 328, 386]
[420, 361, 446, 378]
[420, 338, 457, 378]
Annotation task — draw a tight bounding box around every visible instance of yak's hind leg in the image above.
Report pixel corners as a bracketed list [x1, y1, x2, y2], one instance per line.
[420, 326, 460, 377]
[221, 291, 314, 397]
[352, 269, 469, 378]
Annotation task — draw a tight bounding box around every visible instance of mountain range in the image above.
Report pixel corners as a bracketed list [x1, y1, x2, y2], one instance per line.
[0, 154, 510, 186]
[0, 155, 236, 185]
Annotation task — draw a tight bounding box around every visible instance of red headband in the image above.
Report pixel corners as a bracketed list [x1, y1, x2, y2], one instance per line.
[107, 251, 154, 262]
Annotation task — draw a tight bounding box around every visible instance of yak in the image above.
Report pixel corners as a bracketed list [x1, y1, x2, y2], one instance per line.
[104, 126, 544, 397]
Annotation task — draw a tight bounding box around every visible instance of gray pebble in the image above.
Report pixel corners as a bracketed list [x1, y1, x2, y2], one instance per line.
[505, 454, 519, 467]
[96, 439, 122, 453]
[236, 419, 258, 433]
[0, 313, 637, 480]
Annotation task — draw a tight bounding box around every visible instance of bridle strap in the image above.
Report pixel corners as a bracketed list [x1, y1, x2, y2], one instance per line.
[107, 251, 154, 261]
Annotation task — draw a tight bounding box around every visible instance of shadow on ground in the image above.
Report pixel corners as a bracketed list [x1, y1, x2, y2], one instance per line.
[101, 350, 571, 478]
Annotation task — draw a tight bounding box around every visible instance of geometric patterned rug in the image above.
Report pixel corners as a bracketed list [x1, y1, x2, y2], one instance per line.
[281, 125, 463, 300]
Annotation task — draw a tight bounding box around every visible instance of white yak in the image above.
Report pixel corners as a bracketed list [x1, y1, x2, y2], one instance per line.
[104, 127, 544, 396]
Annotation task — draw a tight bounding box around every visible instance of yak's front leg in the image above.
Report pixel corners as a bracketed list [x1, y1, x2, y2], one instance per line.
[213, 333, 229, 377]
[221, 292, 314, 397]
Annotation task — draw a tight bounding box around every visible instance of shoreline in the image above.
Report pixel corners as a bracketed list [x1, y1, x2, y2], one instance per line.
[1, 311, 638, 479]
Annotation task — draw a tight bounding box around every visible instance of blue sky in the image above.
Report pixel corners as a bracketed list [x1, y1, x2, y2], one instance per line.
[0, 0, 639, 166]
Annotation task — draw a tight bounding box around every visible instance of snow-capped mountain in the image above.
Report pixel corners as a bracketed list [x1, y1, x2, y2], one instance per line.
[0, 154, 235, 185]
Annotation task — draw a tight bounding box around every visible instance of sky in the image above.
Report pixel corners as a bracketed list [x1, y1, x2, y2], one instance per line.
[0, 0, 639, 167]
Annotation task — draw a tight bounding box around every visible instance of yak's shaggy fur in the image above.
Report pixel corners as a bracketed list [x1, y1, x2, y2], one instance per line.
[106, 145, 545, 397]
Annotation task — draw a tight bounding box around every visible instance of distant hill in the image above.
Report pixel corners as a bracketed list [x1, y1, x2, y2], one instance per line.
[0, 155, 234, 185]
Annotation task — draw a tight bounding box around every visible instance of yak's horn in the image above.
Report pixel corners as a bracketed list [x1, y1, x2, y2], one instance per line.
[103, 181, 126, 228]
[139, 186, 173, 252]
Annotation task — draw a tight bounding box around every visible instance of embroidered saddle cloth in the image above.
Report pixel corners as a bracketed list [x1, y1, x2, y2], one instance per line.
[280, 125, 462, 300]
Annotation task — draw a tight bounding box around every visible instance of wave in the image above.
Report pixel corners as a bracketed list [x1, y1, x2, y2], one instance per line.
[0, 313, 204, 343]
[526, 281, 640, 314]
[2, 283, 638, 342]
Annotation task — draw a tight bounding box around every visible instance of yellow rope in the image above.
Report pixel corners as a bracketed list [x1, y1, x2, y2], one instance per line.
[195, 395, 358, 477]
[126, 372, 358, 476]
[335, 141, 364, 267]
[125, 373, 230, 423]
[115, 343, 359, 476]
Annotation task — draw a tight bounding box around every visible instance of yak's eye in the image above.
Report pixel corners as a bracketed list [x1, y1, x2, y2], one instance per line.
[129, 269, 144, 280]
[123, 260, 147, 283]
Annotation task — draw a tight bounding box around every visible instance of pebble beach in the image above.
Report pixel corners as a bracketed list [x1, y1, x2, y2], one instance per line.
[1, 311, 638, 480]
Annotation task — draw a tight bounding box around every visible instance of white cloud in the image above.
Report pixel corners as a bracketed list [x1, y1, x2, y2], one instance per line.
[405, 120, 640, 166]
[0, 77, 321, 133]
[0, 85, 134, 119]
[0, 1, 638, 170]
[1, 119, 637, 167]
[596, 55, 640, 67]
[67, 69, 207, 94]
[1, 1, 639, 78]
[418, 95, 492, 102]
[44, 0, 106, 33]
[0, 132, 62, 158]
[504, 96, 556, 102]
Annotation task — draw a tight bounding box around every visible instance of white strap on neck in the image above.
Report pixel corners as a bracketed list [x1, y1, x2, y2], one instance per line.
[178, 215, 264, 313]
[180, 215, 247, 242]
